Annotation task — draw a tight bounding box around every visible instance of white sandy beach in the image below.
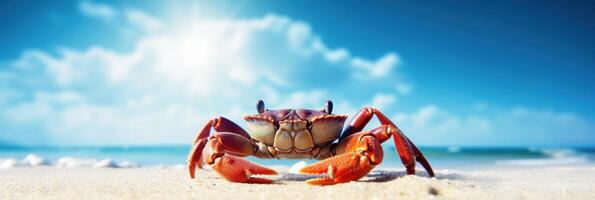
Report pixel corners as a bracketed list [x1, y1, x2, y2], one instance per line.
[0, 165, 594, 200]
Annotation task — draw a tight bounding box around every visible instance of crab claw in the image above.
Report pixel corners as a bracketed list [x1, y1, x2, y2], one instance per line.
[300, 135, 382, 186]
[299, 152, 375, 185]
[210, 154, 278, 184]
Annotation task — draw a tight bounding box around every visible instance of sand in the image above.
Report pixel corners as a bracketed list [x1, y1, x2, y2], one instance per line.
[0, 166, 594, 200]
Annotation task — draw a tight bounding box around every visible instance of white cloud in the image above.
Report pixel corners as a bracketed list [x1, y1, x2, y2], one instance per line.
[324, 48, 349, 62]
[394, 104, 593, 146]
[125, 9, 163, 33]
[7, 3, 590, 147]
[395, 83, 413, 95]
[350, 53, 400, 79]
[280, 19, 352, 64]
[287, 22, 313, 52]
[278, 90, 328, 109]
[78, 1, 116, 20]
[368, 93, 397, 109]
[0, 10, 406, 145]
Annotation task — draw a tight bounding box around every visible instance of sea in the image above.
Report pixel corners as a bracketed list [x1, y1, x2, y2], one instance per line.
[1, 144, 595, 169]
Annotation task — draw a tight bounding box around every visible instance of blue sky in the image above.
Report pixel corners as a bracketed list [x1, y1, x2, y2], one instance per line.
[0, 0, 594, 147]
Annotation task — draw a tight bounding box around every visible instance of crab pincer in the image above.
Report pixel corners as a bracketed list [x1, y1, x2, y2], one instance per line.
[299, 134, 383, 186]
[209, 155, 278, 184]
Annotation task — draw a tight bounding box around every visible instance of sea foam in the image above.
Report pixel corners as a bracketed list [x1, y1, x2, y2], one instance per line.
[289, 160, 308, 174]
[0, 154, 140, 169]
[0, 158, 20, 169]
[23, 154, 48, 166]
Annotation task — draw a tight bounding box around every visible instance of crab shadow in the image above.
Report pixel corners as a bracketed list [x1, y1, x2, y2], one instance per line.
[278, 169, 469, 183]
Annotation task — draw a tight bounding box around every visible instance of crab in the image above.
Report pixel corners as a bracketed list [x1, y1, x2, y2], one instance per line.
[188, 100, 434, 185]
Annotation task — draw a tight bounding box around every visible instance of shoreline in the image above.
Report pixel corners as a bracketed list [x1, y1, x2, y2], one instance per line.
[1, 165, 594, 200]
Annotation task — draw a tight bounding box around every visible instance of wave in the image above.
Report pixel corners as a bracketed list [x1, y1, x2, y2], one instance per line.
[0, 154, 147, 169]
[2, 147, 594, 169]
[447, 146, 461, 153]
[495, 157, 588, 166]
[495, 148, 590, 167]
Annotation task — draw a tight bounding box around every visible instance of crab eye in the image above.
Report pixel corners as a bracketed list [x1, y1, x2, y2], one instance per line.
[257, 100, 266, 113]
[324, 100, 333, 114]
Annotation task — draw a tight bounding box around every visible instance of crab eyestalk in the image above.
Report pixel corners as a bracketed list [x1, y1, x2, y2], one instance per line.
[324, 100, 333, 114]
[257, 100, 266, 113]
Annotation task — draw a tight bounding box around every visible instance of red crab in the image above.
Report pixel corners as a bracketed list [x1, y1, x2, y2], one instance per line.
[188, 100, 434, 185]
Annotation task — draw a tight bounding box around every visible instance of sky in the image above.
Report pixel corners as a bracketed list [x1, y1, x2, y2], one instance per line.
[0, 0, 594, 147]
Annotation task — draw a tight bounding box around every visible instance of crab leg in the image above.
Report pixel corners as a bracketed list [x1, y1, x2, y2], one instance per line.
[300, 133, 383, 185]
[188, 117, 277, 183]
[340, 108, 434, 177]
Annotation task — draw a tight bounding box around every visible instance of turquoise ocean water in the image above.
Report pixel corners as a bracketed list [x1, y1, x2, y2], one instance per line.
[2, 143, 594, 169]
